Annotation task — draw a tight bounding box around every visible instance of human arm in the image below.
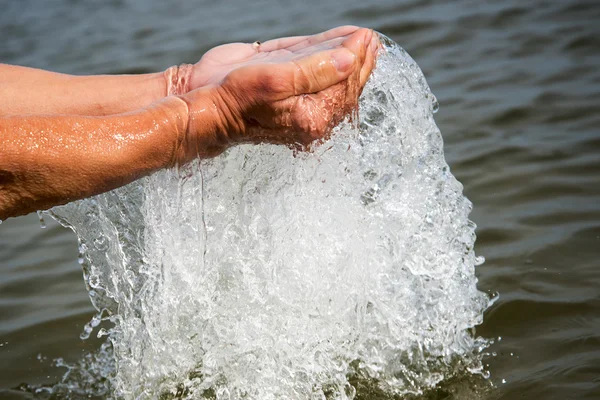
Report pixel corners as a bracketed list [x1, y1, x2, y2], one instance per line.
[0, 27, 378, 220]
[0, 26, 372, 117]
[0, 95, 188, 219]
[0, 63, 168, 117]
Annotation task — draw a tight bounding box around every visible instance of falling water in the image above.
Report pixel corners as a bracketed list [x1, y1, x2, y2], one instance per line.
[36, 210, 47, 229]
[47, 36, 492, 399]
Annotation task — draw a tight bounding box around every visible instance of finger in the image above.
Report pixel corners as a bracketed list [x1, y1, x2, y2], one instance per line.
[227, 47, 357, 102]
[287, 25, 361, 52]
[287, 48, 357, 98]
[306, 25, 361, 46]
[339, 28, 373, 90]
[246, 94, 334, 146]
[262, 26, 361, 53]
[293, 37, 346, 58]
[341, 28, 372, 61]
[259, 35, 309, 52]
[360, 31, 380, 87]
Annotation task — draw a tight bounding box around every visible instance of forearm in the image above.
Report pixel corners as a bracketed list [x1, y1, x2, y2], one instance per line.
[0, 96, 188, 219]
[0, 63, 172, 116]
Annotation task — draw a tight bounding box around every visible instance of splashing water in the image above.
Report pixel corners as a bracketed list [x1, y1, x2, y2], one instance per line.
[37, 210, 47, 229]
[47, 36, 491, 399]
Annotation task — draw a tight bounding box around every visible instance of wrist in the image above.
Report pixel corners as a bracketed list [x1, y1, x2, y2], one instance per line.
[178, 86, 237, 159]
[163, 64, 194, 96]
[139, 96, 189, 169]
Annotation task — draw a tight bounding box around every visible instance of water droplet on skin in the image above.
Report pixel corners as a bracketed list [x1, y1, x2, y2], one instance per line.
[36, 210, 46, 229]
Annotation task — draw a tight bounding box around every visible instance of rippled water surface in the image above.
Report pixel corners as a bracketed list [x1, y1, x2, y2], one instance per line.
[1, 0, 599, 399]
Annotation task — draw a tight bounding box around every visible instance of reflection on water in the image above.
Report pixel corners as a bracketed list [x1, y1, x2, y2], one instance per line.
[1, 0, 599, 399]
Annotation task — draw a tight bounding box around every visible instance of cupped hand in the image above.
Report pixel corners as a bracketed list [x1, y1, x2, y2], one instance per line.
[190, 26, 376, 90]
[176, 27, 379, 162]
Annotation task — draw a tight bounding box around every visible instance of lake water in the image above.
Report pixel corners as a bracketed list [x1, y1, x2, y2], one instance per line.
[1, 0, 599, 399]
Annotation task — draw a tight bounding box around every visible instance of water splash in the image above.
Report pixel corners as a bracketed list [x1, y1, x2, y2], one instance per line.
[47, 36, 491, 399]
[36, 210, 46, 229]
[431, 94, 439, 114]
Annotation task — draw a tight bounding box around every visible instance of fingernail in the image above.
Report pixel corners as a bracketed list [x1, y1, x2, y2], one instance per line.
[332, 49, 356, 72]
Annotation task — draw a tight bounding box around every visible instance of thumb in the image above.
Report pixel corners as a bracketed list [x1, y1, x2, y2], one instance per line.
[285, 48, 357, 97]
[224, 48, 357, 103]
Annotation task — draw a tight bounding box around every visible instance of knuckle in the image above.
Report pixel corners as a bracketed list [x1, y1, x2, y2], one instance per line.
[255, 70, 294, 100]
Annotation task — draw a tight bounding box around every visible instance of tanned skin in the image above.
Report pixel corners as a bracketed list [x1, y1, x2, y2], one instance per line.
[0, 27, 379, 220]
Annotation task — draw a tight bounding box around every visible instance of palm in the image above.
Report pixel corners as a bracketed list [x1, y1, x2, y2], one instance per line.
[191, 43, 258, 88]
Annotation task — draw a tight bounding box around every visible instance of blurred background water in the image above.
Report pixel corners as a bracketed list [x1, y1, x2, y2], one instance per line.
[1, 0, 599, 399]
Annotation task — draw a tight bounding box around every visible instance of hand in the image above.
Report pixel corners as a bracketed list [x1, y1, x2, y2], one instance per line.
[190, 26, 376, 90]
[176, 27, 379, 162]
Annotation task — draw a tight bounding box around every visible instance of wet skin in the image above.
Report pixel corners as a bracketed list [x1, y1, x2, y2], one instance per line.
[0, 27, 379, 219]
[182, 26, 380, 158]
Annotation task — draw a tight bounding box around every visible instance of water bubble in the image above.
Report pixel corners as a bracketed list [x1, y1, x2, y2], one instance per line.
[36, 210, 46, 229]
[94, 234, 108, 251]
[89, 274, 101, 289]
[77, 242, 87, 265]
[80, 322, 93, 340]
[431, 94, 439, 114]
[80, 312, 103, 340]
